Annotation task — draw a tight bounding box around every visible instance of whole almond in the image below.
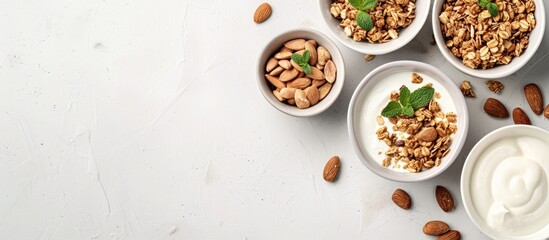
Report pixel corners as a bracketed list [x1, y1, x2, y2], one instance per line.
[274, 51, 292, 60]
[278, 60, 292, 70]
[294, 89, 310, 109]
[269, 66, 284, 76]
[290, 59, 303, 72]
[287, 78, 311, 89]
[284, 39, 306, 51]
[305, 41, 318, 65]
[304, 86, 320, 106]
[435, 186, 454, 212]
[312, 79, 326, 88]
[279, 68, 299, 82]
[436, 230, 461, 240]
[484, 98, 509, 118]
[324, 60, 337, 83]
[524, 83, 543, 115]
[423, 221, 450, 236]
[316, 63, 324, 70]
[280, 47, 293, 53]
[272, 89, 284, 101]
[279, 87, 297, 99]
[287, 98, 296, 105]
[253, 3, 272, 23]
[307, 66, 325, 80]
[391, 189, 412, 210]
[545, 104, 549, 119]
[266, 58, 278, 72]
[307, 39, 317, 47]
[317, 46, 331, 65]
[512, 107, 531, 125]
[265, 74, 285, 89]
[416, 127, 437, 142]
[319, 82, 332, 100]
[323, 156, 340, 182]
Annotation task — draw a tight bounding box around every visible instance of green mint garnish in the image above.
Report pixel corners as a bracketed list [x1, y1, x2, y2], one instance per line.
[348, 0, 378, 31]
[478, 0, 499, 17]
[291, 50, 312, 75]
[381, 84, 435, 118]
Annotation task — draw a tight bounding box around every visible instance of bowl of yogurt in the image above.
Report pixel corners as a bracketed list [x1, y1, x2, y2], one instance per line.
[461, 125, 549, 240]
[347, 61, 469, 182]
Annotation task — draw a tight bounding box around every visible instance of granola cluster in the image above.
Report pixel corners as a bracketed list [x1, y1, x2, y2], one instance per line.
[376, 84, 457, 173]
[439, 0, 536, 69]
[330, 0, 416, 43]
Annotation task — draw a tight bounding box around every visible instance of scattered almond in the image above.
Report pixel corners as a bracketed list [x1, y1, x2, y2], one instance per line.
[423, 221, 450, 236]
[364, 54, 375, 61]
[266, 58, 278, 72]
[435, 185, 455, 212]
[524, 83, 543, 115]
[253, 3, 272, 23]
[324, 60, 336, 83]
[436, 230, 461, 240]
[391, 189, 412, 210]
[416, 127, 438, 142]
[304, 86, 320, 106]
[317, 46, 331, 65]
[284, 39, 306, 51]
[307, 66, 325, 80]
[305, 41, 318, 65]
[279, 68, 299, 82]
[294, 89, 310, 109]
[483, 98, 509, 118]
[513, 107, 531, 125]
[323, 156, 340, 182]
[287, 78, 311, 89]
[319, 83, 332, 100]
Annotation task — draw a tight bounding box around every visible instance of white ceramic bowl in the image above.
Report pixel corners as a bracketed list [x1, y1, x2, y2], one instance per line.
[461, 125, 549, 240]
[257, 28, 345, 117]
[348, 61, 469, 182]
[432, 0, 545, 79]
[318, 0, 431, 55]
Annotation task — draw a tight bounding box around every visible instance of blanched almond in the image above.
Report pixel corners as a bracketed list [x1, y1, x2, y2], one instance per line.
[307, 67, 325, 80]
[279, 87, 297, 99]
[272, 89, 284, 101]
[319, 82, 332, 100]
[269, 66, 284, 76]
[287, 78, 311, 89]
[304, 86, 320, 106]
[266, 58, 278, 72]
[278, 60, 292, 70]
[294, 89, 310, 109]
[274, 51, 292, 60]
[305, 41, 318, 65]
[312, 79, 326, 87]
[284, 39, 306, 51]
[265, 74, 285, 89]
[317, 46, 331, 65]
[324, 60, 336, 83]
[279, 68, 299, 82]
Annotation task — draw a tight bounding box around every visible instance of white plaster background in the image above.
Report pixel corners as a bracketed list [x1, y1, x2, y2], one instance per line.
[1, 0, 548, 239]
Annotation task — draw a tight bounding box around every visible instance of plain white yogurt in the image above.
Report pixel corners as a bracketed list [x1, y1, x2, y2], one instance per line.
[357, 71, 457, 172]
[470, 136, 549, 236]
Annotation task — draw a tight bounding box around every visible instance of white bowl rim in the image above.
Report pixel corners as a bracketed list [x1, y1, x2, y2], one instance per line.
[347, 60, 469, 182]
[460, 125, 549, 240]
[432, 0, 546, 79]
[317, 0, 431, 55]
[256, 28, 345, 117]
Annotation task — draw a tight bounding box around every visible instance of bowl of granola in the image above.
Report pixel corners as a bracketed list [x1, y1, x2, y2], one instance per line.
[433, 0, 545, 79]
[347, 61, 469, 182]
[319, 0, 431, 55]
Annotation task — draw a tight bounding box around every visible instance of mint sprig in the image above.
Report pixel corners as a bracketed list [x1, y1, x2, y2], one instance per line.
[348, 0, 378, 31]
[291, 50, 312, 75]
[381, 85, 435, 118]
[478, 0, 499, 17]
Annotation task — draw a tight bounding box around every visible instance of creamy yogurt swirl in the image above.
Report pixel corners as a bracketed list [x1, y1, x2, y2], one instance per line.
[471, 136, 549, 236]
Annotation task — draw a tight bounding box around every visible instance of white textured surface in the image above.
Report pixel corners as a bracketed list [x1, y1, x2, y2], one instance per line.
[1, 0, 548, 239]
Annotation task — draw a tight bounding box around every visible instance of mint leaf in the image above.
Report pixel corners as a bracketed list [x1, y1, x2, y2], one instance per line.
[303, 64, 312, 75]
[402, 105, 414, 117]
[349, 0, 378, 11]
[399, 86, 411, 107]
[302, 50, 310, 64]
[381, 101, 402, 118]
[363, 0, 378, 10]
[478, 0, 489, 7]
[409, 86, 435, 110]
[357, 11, 374, 31]
[487, 3, 499, 16]
[291, 53, 304, 65]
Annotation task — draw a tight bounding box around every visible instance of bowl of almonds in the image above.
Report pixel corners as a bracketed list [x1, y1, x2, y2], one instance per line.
[257, 28, 345, 117]
[433, 0, 545, 78]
